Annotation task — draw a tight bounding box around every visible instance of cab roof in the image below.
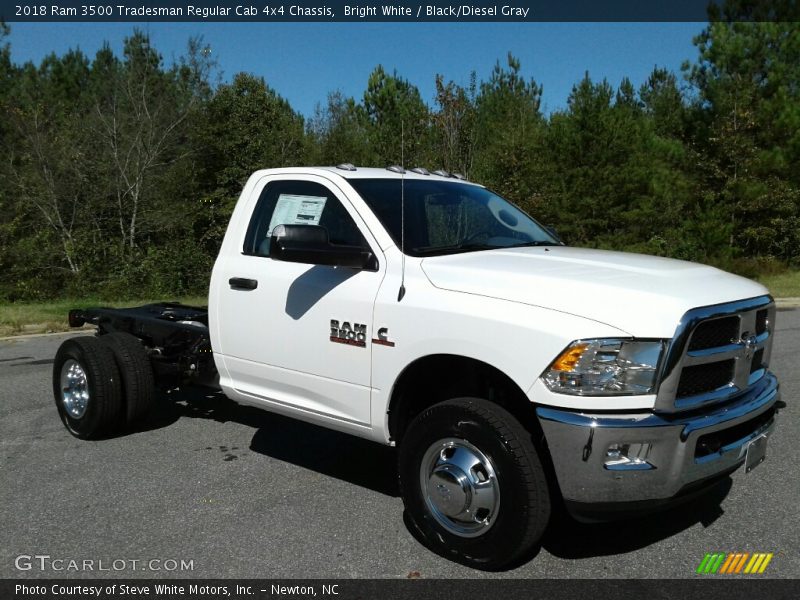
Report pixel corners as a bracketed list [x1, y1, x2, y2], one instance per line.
[252, 166, 484, 187]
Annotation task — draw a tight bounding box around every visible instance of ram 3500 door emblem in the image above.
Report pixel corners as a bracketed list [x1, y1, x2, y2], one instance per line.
[330, 319, 367, 347]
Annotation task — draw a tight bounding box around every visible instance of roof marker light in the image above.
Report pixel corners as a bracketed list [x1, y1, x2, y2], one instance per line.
[410, 167, 430, 175]
[387, 165, 406, 174]
[336, 163, 357, 171]
[432, 169, 450, 177]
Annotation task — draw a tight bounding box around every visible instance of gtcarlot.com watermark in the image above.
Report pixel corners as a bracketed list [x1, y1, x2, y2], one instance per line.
[15, 554, 194, 572]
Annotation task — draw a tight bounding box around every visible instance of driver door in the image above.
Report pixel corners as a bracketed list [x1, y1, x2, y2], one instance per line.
[214, 175, 383, 426]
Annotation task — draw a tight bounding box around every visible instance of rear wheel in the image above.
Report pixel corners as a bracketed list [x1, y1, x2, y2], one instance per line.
[99, 332, 155, 425]
[53, 336, 123, 439]
[399, 397, 551, 570]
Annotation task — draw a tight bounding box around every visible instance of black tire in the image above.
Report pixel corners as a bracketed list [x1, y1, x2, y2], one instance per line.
[99, 332, 155, 425]
[53, 336, 123, 439]
[398, 397, 551, 570]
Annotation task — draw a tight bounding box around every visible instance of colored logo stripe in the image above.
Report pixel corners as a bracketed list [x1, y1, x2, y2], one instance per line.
[697, 553, 725, 573]
[720, 553, 746, 574]
[745, 553, 774, 574]
[719, 553, 736, 573]
[697, 552, 773, 574]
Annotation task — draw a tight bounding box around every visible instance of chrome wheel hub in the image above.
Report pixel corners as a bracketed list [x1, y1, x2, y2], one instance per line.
[420, 438, 500, 537]
[60, 359, 89, 419]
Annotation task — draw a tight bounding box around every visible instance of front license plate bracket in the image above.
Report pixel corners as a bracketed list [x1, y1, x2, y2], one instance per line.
[745, 434, 768, 473]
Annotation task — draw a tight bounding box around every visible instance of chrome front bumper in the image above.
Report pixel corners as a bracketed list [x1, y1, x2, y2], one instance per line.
[537, 373, 780, 518]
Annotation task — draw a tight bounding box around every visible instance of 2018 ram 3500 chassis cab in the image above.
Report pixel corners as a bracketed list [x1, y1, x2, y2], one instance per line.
[54, 166, 781, 570]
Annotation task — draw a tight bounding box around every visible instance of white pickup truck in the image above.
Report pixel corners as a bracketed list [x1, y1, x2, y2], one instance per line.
[54, 166, 781, 569]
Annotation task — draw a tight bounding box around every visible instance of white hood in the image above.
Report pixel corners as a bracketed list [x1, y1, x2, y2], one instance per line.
[420, 246, 769, 337]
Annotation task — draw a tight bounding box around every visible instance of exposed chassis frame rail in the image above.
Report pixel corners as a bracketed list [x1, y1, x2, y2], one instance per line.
[68, 302, 217, 387]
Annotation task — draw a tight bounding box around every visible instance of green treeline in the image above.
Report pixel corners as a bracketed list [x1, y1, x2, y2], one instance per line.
[1, 11, 798, 301]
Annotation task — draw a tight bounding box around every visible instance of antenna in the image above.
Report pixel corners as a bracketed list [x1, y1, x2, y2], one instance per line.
[397, 122, 407, 302]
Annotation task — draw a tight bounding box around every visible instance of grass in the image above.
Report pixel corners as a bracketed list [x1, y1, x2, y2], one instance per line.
[757, 270, 800, 299]
[0, 295, 207, 337]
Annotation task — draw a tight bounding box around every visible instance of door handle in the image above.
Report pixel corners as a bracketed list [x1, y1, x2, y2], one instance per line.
[229, 277, 258, 290]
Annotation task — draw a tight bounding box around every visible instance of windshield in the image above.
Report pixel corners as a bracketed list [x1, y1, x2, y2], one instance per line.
[349, 178, 559, 257]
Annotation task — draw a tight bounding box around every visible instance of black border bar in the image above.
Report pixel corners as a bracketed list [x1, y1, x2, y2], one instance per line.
[4, 579, 800, 600]
[2, 0, 797, 22]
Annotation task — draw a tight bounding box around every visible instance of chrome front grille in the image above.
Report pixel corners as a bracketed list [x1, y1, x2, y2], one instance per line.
[655, 296, 776, 413]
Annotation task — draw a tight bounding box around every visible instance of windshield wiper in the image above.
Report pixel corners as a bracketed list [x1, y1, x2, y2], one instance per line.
[414, 243, 499, 256]
[504, 241, 560, 249]
[455, 242, 499, 251]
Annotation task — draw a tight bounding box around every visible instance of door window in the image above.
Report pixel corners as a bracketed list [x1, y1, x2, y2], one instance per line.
[244, 180, 368, 257]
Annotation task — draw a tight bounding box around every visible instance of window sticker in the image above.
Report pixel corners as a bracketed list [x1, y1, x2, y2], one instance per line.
[267, 194, 328, 234]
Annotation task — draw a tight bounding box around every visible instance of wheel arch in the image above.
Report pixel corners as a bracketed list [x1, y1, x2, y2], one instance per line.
[387, 353, 541, 444]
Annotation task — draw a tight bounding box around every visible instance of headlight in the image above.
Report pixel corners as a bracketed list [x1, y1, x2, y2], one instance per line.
[542, 339, 665, 396]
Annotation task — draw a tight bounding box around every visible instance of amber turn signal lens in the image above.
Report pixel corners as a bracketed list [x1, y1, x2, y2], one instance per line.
[551, 343, 589, 372]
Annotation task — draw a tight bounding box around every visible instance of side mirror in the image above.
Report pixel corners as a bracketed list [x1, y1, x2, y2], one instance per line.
[270, 224, 374, 269]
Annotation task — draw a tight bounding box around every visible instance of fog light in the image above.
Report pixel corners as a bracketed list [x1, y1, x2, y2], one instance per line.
[604, 442, 654, 470]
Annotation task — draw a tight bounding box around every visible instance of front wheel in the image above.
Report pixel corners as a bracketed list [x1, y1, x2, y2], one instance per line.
[398, 397, 551, 570]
